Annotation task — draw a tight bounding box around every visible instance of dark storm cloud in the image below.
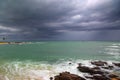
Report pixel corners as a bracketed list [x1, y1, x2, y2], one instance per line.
[0, 0, 120, 40]
[0, 0, 74, 39]
[45, 0, 120, 31]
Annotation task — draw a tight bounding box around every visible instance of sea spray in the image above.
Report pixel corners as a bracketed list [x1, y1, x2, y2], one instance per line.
[0, 59, 120, 80]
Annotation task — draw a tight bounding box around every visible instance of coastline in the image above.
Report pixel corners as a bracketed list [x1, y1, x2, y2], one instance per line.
[0, 41, 120, 80]
[0, 60, 120, 80]
[0, 42, 9, 45]
[0, 42, 28, 45]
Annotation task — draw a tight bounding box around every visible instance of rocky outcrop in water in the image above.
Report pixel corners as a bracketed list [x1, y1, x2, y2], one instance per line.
[77, 64, 104, 75]
[51, 61, 120, 80]
[113, 63, 120, 67]
[91, 61, 107, 66]
[78, 61, 120, 80]
[54, 72, 86, 80]
[85, 74, 110, 80]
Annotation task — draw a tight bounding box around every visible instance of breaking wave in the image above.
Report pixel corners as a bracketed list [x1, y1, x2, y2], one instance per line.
[0, 59, 119, 80]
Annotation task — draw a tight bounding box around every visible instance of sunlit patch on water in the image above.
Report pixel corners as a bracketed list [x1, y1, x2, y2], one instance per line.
[104, 43, 120, 59]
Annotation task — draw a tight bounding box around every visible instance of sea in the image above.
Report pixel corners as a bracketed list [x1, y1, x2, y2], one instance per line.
[0, 41, 120, 80]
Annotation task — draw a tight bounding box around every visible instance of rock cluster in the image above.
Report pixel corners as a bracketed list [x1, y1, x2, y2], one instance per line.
[54, 72, 85, 80]
[77, 61, 120, 80]
[77, 64, 104, 75]
[51, 61, 120, 80]
[113, 63, 120, 67]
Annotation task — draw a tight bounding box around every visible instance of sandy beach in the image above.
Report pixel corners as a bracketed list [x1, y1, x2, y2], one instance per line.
[0, 42, 28, 45]
[0, 42, 9, 45]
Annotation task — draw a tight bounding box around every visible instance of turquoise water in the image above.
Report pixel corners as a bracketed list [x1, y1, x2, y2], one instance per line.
[0, 41, 120, 62]
[0, 41, 120, 80]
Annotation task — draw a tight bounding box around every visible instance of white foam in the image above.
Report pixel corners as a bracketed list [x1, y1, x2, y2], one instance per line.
[107, 46, 119, 48]
[105, 48, 119, 51]
[0, 60, 119, 80]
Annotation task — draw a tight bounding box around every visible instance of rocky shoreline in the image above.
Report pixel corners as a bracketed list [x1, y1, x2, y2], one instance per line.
[0, 60, 120, 80]
[51, 61, 120, 80]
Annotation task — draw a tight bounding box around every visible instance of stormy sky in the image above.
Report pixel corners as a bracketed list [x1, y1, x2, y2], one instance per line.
[0, 0, 120, 41]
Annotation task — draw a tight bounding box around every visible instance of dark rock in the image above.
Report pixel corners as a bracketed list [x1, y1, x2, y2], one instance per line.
[113, 63, 120, 67]
[54, 72, 86, 80]
[102, 66, 109, 69]
[102, 65, 114, 70]
[91, 67, 100, 70]
[92, 75, 110, 80]
[77, 61, 120, 80]
[91, 61, 107, 66]
[50, 77, 53, 80]
[108, 65, 114, 69]
[85, 76, 94, 79]
[85, 74, 110, 80]
[77, 65, 104, 75]
[77, 65, 92, 73]
[78, 63, 82, 66]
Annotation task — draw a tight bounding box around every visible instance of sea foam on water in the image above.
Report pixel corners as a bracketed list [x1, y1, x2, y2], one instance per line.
[0, 59, 120, 80]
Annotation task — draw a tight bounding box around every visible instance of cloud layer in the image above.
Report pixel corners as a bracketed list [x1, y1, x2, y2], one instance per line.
[0, 0, 120, 41]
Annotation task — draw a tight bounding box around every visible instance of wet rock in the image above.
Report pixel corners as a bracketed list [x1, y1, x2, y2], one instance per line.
[85, 76, 93, 79]
[77, 61, 120, 80]
[77, 65, 92, 73]
[92, 75, 110, 80]
[54, 72, 86, 80]
[113, 63, 120, 67]
[91, 67, 100, 70]
[69, 63, 72, 65]
[91, 61, 107, 66]
[78, 63, 82, 66]
[102, 66, 109, 69]
[50, 77, 53, 80]
[77, 65, 104, 74]
[85, 74, 110, 80]
[108, 65, 114, 69]
[102, 65, 114, 70]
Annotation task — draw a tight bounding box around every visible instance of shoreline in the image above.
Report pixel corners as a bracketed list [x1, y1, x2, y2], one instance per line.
[0, 42, 9, 44]
[52, 60, 120, 80]
[0, 60, 120, 80]
[0, 42, 28, 45]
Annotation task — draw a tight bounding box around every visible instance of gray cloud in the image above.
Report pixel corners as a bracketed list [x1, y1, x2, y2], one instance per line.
[0, 0, 120, 41]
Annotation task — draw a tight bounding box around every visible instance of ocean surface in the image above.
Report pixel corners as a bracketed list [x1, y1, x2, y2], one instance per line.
[0, 41, 120, 80]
